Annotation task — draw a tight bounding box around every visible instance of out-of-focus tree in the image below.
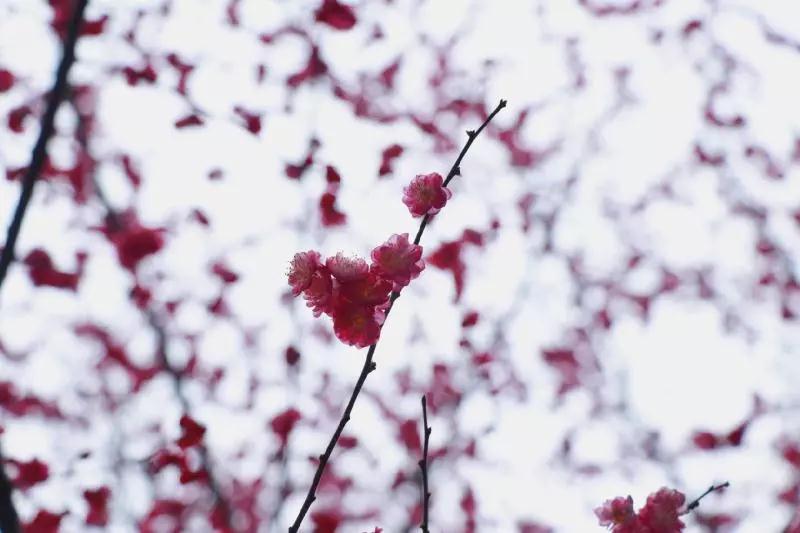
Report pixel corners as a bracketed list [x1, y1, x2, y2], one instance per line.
[1, 0, 799, 531]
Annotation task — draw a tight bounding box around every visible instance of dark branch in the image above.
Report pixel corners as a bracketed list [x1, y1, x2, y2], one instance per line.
[0, 443, 18, 533]
[685, 481, 730, 514]
[413, 99, 506, 245]
[288, 99, 507, 533]
[0, 2, 90, 532]
[0, 0, 89, 289]
[418, 396, 432, 533]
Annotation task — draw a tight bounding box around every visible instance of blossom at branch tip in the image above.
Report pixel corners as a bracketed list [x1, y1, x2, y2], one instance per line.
[595, 488, 687, 532]
[402, 172, 452, 218]
[370, 233, 424, 290]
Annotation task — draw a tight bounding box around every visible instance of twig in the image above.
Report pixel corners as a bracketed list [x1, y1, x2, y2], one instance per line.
[684, 481, 730, 514]
[288, 99, 507, 533]
[0, 2, 90, 532]
[413, 100, 507, 246]
[418, 396, 432, 533]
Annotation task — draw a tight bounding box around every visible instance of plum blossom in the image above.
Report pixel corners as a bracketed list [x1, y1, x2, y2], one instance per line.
[287, 250, 321, 295]
[595, 496, 636, 529]
[637, 488, 685, 532]
[595, 488, 687, 532]
[370, 233, 425, 290]
[337, 271, 392, 306]
[326, 252, 369, 282]
[402, 172, 452, 217]
[332, 300, 382, 348]
[303, 267, 334, 317]
[288, 235, 424, 347]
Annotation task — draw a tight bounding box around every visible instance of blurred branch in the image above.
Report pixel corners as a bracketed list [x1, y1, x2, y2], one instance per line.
[0, 443, 18, 533]
[69, 97, 234, 529]
[418, 396, 432, 533]
[0, 2, 90, 532]
[288, 99, 507, 533]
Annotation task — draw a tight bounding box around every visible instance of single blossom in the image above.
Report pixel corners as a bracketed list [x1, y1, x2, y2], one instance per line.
[326, 252, 369, 282]
[287, 250, 321, 295]
[595, 496, 636, 529]
[402, 172, 452, 217]
[303, 267, 334, 317]
[370, 233, 424, 290]
[337, 271, 392, 306]
[637, 488, 685, 532]
[332, 300, 382, 348]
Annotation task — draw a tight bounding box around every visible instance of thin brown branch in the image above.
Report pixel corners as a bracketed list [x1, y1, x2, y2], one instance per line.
[418, 395, 432, 533]
[0, 2, 90, 532]
[288, 99, 507, 533]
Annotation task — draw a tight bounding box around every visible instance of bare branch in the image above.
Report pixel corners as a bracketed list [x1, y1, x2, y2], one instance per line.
[418, 396, 432, 533]
[0, 2, 91, 531]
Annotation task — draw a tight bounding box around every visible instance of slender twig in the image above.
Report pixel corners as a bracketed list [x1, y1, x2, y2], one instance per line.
[413, 100, 507, 246]
[418, 396, 432, 533]
[684, 481, 730, 514]
[0, 2, 90, 532]
[288, 99, 507, 533]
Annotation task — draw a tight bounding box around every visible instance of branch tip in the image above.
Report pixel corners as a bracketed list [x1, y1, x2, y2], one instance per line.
[289, 103, 505, 533]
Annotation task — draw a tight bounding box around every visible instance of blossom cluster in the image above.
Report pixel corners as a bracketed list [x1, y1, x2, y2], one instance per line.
[287, 172, 451, 348]
[595, 488, 687, 532]
[287, 233, 424, 348]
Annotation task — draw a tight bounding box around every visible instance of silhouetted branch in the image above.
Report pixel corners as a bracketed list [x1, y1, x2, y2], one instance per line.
[0, 2, 90, 532]
[288, 99, 507, 533]
[0, 443, 18, 533]
[685, 482, 730, 514]
[418, 396, 432, 533]
[0, 0, 89, 288]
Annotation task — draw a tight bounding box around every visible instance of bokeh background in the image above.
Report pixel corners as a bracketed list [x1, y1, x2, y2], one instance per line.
[1, 0, 799, 531]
